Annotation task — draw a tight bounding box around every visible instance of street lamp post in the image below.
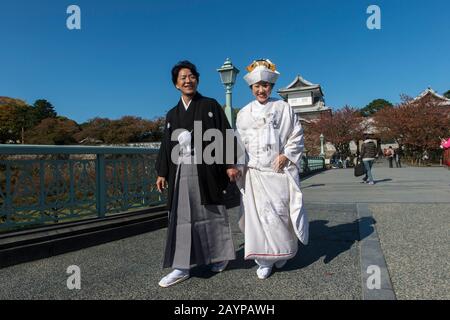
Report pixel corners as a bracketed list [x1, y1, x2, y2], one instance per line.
[320, 133, 325, 157]
[217, 58, 239, 128]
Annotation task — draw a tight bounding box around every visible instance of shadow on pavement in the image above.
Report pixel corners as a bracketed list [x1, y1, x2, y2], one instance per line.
[281, 217, 376, 271]
[300, 169, 327, 181]
[374, 178, 392, 183]
[190, 216, 376, 279]
[302, 184, 326, 189]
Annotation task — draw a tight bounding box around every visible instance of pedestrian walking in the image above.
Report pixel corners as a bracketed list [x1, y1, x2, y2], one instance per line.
[394, 146, 402, 168]
[360, 136, 378, 185]
[387, 146, 394, 168]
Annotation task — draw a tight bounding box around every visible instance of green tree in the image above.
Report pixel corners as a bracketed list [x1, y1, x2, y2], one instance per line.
[32, 99, 57, 123]
[444, 90, 450, 99]
[0, 105, 18, 142]
[14, 104, 35, 143]
[360, 99, 393, 117]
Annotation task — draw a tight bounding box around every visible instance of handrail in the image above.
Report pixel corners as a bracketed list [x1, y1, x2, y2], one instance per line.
[0, 145, 159, 155]
[0, 144, 326, 233]
[0, 145, 164, 233]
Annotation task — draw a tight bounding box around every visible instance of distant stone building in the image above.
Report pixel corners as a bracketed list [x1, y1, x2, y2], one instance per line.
[410, 87, 450, 111]
[277, 75, 332, 122]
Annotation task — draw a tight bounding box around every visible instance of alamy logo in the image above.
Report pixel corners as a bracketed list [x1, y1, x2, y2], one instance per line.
[169, 121, 250, 166]
[366, 265, 381, 289]
[66, 265, 81, 290]
[66, 5, 81, 30]
[366, 5, 381, 30]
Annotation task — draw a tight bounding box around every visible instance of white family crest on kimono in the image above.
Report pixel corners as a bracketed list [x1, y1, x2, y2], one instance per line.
[236, 98, 309, 262]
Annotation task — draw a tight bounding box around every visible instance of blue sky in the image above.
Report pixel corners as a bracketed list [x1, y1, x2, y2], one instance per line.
[1, 0, 449, 123]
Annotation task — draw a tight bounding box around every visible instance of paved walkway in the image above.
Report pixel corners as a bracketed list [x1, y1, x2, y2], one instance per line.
[1, 166, 449, 300]
[302, 165, 450, 203]
[303, 166, 450, 300]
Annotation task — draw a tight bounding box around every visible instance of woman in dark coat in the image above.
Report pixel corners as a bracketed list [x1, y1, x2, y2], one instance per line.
[155, 61, 240, 287]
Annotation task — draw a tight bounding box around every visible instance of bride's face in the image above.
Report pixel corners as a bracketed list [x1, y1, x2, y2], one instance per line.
[251, 81, 272, 104]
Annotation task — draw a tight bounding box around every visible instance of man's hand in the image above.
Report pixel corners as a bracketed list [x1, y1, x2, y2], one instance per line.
[156, 176, 167, 193]
[272, 154, 289, 172]
[227, 167, 241, 182]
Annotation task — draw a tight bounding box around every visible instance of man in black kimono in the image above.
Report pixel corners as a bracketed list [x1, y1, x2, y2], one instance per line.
[155, 61, 240, 288]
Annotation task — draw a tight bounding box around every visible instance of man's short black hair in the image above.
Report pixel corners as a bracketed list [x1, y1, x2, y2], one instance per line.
[171, 60, 200, 86]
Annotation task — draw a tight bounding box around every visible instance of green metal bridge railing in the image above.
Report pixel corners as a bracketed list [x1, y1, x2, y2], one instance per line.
[300, 156, 326, 175]
[0, 145, 166, 233]
[0, 145, 325, 233]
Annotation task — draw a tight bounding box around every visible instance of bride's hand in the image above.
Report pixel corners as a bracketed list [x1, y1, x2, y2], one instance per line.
[272, 154, 289, 172]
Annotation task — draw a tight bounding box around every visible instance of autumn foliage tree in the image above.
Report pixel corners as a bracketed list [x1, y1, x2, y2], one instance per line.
[373, 95, 450, 163]
[74, 116, 165, 144]
[0, 95, 174, 145]
[0, 97, 60, 143]
[25, 117, 81, 145]
[0, 97, 35, 143]
[74, 117, 112, 143]
[103, 116, 156, 143]
[305, 106, 368, 158]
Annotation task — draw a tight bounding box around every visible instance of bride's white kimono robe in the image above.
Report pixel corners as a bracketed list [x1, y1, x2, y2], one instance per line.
[235, 98, 309, 263]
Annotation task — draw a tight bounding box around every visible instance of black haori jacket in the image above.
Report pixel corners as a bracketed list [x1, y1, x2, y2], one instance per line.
[155, 93, 236, 211]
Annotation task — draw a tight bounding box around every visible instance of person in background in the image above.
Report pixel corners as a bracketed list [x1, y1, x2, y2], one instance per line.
[440, 137, 450, 168]
[360, 136, 378, 185]
[421, 150, 429, 165]
[394, 146, 403, 168]
[440, 137, 450, 149]
[387, 146, 394, 168]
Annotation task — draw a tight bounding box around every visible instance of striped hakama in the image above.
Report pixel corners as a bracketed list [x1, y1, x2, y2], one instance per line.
[163, 159, 236, 269]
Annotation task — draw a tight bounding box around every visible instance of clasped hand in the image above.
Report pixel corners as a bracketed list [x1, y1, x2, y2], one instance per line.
[272, 154, 289, 172]
[157, 168, 242, 192]
[227, 167, 241, 182]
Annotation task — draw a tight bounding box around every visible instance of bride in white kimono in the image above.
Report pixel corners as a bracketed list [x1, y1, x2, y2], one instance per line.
[235, 59, 309, 279]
